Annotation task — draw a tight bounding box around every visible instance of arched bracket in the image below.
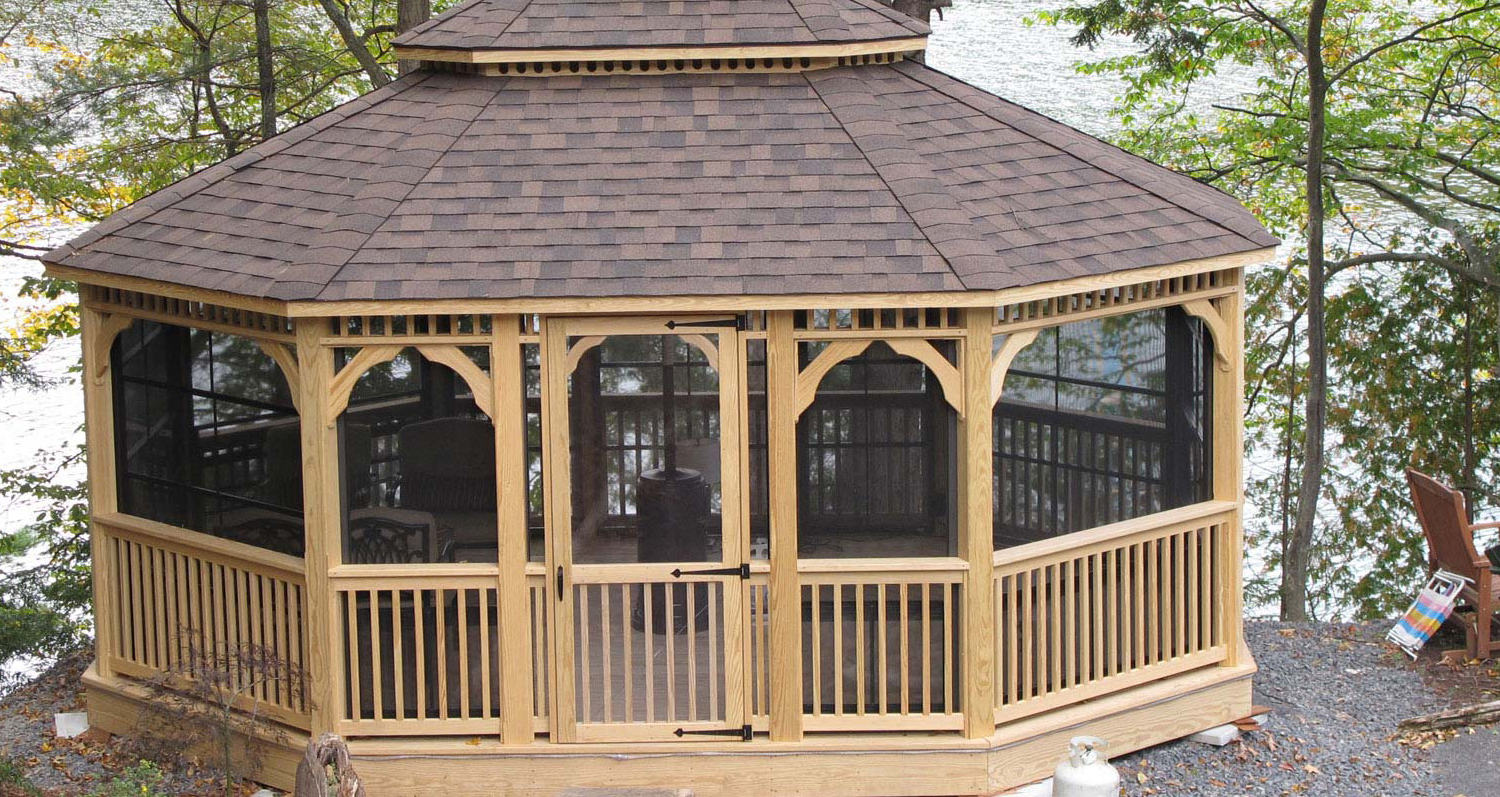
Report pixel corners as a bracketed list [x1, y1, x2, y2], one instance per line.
[564, 332, 720, 377]
[325, 345, 403, 422]
[255, 341, 302, 413]
[89, 313, 136, 385]
[415, 345, 493, 418]
[1182, 298, 1232, 372]
[793, 338, 964, 419]
[989, 329, 1041, 408]
[325, 344, 495, 424]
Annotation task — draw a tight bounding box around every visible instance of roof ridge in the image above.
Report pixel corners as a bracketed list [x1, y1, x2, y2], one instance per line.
[844, 0, 930, 33]
[266, 75, 506, 300]
[43, 72, 431, 266]
[804, 67, 1016, 290]
[889, 60, 1278, 250]
[786, 0, 850, 39]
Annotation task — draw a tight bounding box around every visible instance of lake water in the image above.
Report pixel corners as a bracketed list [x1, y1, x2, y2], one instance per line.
[0, 0, 1283, 598]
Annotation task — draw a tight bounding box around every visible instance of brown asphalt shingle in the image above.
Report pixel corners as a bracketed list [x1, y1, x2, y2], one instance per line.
[46, 62, 1276, 303]
[395, 0, 927, 52]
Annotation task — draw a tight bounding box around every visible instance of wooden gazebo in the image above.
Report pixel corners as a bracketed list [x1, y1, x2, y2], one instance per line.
[46, 1, 1276, 794]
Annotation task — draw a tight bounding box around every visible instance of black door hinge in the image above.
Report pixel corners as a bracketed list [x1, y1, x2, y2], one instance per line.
[665, 316, 745, 331]
[674, 724, 752, 741]
[556, 566, 564, 601]
[670, 563, 750, 579]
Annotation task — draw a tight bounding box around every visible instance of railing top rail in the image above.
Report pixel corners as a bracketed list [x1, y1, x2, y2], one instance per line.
[992, 500, 1237, 571]
[96, 512, 304, 581]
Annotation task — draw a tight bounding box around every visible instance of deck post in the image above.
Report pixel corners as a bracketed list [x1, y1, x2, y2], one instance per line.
[1211, 272, 1246, 666]
[766, 310, 803, 741]
[960, 307, 996, 737]
[81, 306, 123, 679]
[296, 318, 340, 735]
[493, 314, 535, 742]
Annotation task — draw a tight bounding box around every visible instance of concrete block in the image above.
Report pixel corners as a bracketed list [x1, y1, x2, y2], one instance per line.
[1188, 723, 1241, 746]
[998, 778, 1052, 797]
[249, 790, 277, 797]
[52, 712, 89, 739]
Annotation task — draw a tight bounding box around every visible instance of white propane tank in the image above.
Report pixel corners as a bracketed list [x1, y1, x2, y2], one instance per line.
[1053, 736, 1120, 797]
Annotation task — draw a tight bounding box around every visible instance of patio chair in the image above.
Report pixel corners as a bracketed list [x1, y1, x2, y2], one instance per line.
[1406, 469, 1500, 658]
[397, 417, 496, 551]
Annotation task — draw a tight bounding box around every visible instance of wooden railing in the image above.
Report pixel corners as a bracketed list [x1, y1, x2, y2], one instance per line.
[330, 565, 551, 736]
[799, 560, 965, 732]
[95, 513, 310, 730]
[991, 501, 1235, 725]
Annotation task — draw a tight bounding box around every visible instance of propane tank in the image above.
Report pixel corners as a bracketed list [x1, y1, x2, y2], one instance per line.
[1053, 736, 1120, 797]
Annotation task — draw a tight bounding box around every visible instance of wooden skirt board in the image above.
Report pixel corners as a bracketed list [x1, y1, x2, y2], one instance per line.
[81, 654, 1252, 797]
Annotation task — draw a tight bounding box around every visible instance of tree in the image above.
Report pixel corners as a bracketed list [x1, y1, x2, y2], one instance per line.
[0, 0, 454, 675]
[1041, 0, 1500, 619]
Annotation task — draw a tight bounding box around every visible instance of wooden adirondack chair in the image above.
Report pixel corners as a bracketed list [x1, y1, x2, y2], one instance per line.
[1406, 469, 1500, 659]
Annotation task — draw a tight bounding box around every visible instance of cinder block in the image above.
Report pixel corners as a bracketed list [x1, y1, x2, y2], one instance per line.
[52, 712, 89, 739]
[1188, 724, 1241, 746]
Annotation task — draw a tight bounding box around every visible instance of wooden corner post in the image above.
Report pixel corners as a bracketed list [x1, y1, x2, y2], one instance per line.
[492, 315, 535, 743]
[1211, 270, 1245, 666]
[960, 307, 996, 737]
[81, 305, 125, 679]
[296, 318, 340, 734]
[766, 310, 803, 741]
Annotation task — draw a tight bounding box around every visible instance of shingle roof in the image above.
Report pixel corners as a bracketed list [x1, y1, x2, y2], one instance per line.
[394, 0, 928, 53]
[45, 60, 1276, 303]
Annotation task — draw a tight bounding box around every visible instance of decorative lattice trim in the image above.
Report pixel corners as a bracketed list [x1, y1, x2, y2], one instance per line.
[994, 271, 1229, 331]
[795, 306, 964, 336]
[83, 285, 294, 340]
[441, 51, 904, 78]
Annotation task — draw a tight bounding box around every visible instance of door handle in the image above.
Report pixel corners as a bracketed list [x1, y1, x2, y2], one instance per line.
[556, 566, 564, 601]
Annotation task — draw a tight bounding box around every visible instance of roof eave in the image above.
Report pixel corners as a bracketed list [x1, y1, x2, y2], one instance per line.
[393, 36, 929, 64]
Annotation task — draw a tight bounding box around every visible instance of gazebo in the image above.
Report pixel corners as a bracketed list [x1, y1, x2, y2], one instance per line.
[45, 1, 1276, 794]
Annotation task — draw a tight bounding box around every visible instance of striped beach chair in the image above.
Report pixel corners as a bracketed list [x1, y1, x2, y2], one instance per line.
[1388, 569, 1472, 658]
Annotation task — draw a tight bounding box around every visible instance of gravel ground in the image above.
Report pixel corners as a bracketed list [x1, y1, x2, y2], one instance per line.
[0, 648, 228, 796]
[3, 623, 1496, 796]
[1113, 622, 1479, 797]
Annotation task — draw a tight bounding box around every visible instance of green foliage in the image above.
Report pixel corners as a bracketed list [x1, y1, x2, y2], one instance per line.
[0, 756, 42, 796]
[88, 761, 169, 797]
[1039, 0, 1500, 617]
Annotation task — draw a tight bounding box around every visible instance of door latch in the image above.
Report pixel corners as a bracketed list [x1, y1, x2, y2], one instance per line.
[556, 566, 563, 601]
[669, 563, 750, 579]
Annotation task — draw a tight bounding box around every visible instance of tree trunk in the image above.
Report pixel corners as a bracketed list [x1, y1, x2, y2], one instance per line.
[253, 0, 276, 139]
[1281, 0, 1329, 622]
[315, 0, 391, 87]
[397, 0, 432, 75]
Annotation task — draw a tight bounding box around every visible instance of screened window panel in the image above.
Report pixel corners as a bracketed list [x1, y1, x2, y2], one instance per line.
[112, 320, 304, 557]
[992, 308, 1211, 548]
[337, 346, 497, 565]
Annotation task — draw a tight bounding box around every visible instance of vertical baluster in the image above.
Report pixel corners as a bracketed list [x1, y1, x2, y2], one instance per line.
[877, 583, 887, 714]
[1199, 527, 1213, 650]
[392, 590, 406, 721]
[1187, 529, 1199, 655]
[600, 583, 613, 723]
[1177, 531, 1189, 658]
[413, 588, 427, 721]
[622, 584, 634, 723]
[1020, 570, 1033, 701]
[899, 582, 909, 715]
[665, 583, 677, 722]
[1104, 550, 1117, 678]
[436, 589, 448, 720]
[708, 582, 719, 720]
[578, 585, 591, 724]
[1065, 559, 1077, 689]
[855, 583, 866, 716]
[1049, 564, 1062, 696]
[832, 584, 844, 716]
[810, 584, 822, 716]
[458, 588, 472, 719]
[921, 583, 932, 715]
[945, 582, 955, 715]
[479, 588, 492, 720]
[344, 592, 359, 720]
[686, 582, 698, 721]
[370, 590, 384, 721]
[1145, 540, 1158, 665]
[644, 582, 655, 723]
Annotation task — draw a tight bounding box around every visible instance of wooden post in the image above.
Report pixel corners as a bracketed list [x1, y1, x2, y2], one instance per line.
[492, 315, 535, 743]
[766, 310, 803, 741]
[296, 318, 340, 734]
[1211, 271, 1245, 665]
[81, 306, 122, 679]
[960, 307, 996, 737]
